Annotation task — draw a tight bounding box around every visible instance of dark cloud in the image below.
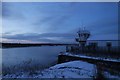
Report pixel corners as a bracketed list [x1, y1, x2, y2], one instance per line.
[2, 2, 25, 19]
[2, 2, 118, 42]
[47, 15, 72, 31]
[37, 38, 58, 43]
[32, 16, 57, 26]
[83, 18, 118, 36]
[2, 3, 11, 18]
[32, 14, 72, 31]
[2, 32, 76, 43]
[0, 2, 2, 17]
[69, 16, 118, 40]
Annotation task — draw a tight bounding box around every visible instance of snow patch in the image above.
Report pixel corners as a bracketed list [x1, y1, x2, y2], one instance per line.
[35, 61, 95, 78]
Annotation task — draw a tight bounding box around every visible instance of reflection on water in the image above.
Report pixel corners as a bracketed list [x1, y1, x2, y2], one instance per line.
[2, 46, 65, 66]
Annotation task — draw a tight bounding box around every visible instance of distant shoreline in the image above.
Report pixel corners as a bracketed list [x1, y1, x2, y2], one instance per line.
[1, 40, 119, 48]
[1, 43, 76, 48]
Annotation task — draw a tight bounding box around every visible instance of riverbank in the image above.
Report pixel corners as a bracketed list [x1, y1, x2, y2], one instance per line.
[2, 61, 120, 79]
[1, 61, 100, 78]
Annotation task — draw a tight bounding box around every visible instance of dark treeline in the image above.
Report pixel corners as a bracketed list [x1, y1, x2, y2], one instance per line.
[1, 43, 77, 48]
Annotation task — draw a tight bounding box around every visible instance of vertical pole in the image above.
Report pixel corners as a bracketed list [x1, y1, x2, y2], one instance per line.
[66, 46, 68, 52]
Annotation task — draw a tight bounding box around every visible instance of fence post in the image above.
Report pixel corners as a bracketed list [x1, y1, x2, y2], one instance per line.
[106, 42, 112, 53]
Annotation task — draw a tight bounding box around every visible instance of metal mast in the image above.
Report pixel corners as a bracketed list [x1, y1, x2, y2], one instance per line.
[76, 27, 91, 47]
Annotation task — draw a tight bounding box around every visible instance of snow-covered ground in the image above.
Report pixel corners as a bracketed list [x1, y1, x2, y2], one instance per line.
[61, 52, 120, 63]
[2, 61, 120, 79]
[3, 61, 95, 78]
[35, 61, 95, 78]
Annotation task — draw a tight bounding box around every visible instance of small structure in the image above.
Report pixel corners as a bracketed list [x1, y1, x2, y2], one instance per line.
[76, 28, 91, 47]
[65, 27, 119, 57]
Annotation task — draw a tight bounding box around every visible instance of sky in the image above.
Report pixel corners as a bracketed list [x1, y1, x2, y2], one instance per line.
[1, 2, 118, 43]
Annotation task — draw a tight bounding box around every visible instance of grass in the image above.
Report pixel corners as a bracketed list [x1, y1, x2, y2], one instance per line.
[2, 59, 57, 77]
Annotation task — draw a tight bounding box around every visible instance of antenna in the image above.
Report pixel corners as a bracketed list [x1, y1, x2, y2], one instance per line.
[83, 27, 86, 30]
[80, 20, 86, 30]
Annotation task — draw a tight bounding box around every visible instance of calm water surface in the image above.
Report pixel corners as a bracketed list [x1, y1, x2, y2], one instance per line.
[2, 46, 66, 66]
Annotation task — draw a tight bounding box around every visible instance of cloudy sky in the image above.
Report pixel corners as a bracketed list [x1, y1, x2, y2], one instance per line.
[1, 2, 118, 43]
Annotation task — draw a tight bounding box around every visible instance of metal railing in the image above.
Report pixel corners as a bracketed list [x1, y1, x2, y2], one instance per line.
[66, 40, 120, 59]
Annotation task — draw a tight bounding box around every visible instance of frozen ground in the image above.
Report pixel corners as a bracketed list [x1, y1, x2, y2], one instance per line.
[3, 61, 95, 78]
[3, 61, 120, 79]
[35, 61, 95, 78]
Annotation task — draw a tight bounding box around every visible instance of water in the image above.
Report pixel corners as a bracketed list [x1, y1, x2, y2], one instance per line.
[2, 46, 66, 66]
